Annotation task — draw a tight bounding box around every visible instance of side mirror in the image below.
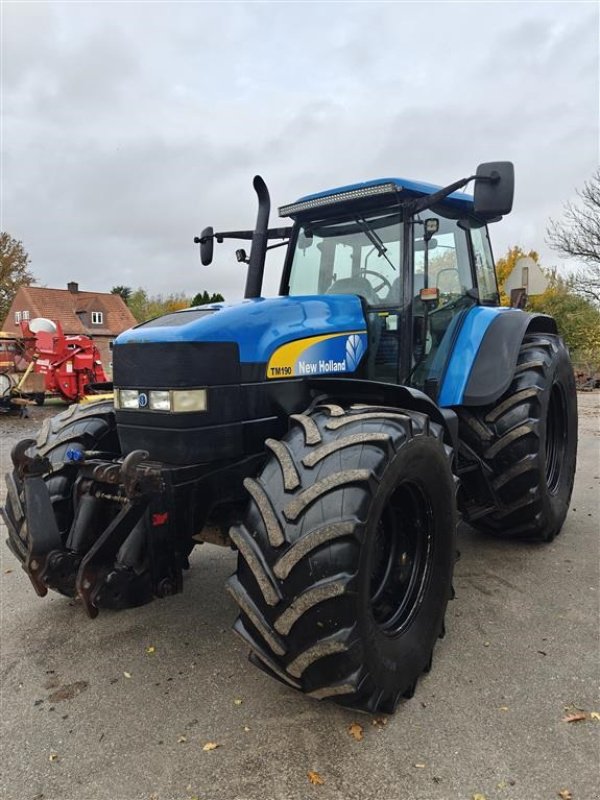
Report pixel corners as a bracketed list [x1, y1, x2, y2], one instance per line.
[473, 162, 514, 219]
[199, 226, 214, 266]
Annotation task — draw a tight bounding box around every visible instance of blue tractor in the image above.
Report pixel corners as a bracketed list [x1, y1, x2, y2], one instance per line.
[3, 163, 577, 712]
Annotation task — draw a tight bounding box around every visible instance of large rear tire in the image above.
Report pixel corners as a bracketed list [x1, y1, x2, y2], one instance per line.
[228, 403, 457, 713]
[2, 401, 119, 583]
[456, 333, 577, 541]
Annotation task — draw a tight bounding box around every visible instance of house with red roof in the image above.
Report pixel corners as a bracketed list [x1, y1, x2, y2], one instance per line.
[1, 282, 137, 375]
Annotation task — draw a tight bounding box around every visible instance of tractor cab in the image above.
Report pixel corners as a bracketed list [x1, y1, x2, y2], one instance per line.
[279, 177, 502, 398]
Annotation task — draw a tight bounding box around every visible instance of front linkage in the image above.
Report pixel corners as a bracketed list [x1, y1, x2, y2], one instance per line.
[8, 442, 181, 618]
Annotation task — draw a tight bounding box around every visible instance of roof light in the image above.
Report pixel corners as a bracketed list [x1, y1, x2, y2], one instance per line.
[279, 183, 399, 217]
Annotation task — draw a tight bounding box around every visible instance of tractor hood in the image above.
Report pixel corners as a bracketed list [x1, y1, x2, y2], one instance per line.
[114, 295, 368, 383]
[112, 295, 368, 464]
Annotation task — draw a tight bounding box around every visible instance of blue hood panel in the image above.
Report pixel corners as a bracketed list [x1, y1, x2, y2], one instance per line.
[115, 296, 367, 364]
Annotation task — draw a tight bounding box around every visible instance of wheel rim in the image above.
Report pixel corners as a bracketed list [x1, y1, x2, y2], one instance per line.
[369, 482, 433, 635]
[546, 382, 567, 495]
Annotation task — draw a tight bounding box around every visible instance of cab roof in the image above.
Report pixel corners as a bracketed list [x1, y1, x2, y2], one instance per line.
[279, 177, 474, 218]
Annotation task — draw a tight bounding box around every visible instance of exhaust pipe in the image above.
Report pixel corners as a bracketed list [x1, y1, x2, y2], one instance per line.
[245, 175, 270, 298]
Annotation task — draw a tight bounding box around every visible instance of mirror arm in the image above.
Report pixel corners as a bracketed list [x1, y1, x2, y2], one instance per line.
[194, 226, 293, 245]
[408, 175, 477, 215]
[266, 239, 290, 252]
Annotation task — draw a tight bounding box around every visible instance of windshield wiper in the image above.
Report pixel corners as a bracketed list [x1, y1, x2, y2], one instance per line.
[355, 216, 397, 271]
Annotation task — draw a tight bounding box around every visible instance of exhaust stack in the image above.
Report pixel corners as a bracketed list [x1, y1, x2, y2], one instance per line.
[245, 175, 270, 298]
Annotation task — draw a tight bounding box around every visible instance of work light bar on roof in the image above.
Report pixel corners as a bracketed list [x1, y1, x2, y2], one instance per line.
[278, 182, 399, 218]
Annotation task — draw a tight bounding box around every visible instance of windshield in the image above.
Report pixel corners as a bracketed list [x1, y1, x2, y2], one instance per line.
[286, 211, 403, 307]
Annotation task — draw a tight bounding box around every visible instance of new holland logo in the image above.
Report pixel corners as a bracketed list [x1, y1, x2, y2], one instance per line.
[345, 334, 365, 371]
[138, 392, 149, 408]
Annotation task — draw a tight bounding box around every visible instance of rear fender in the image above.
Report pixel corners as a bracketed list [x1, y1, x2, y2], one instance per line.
[438, 308, 558, 408]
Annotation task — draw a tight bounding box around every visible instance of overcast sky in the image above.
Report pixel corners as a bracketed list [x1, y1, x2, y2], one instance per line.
[2, 1, 598, 301]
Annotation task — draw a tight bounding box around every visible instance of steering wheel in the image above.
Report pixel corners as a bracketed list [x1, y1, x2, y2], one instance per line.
[429, 293, 470, 317]
[360, 270, 392, 296]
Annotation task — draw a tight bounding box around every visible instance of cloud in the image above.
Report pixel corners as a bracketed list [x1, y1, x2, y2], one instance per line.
[2, 1, 598, 302]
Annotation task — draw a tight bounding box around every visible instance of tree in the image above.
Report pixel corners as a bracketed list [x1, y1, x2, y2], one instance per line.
[0, 232, 35, 323]
[111, 285, 132, 304]
[191, 291, 225, 306]
[529, 270, 600, 369]
[127, 288, 195, 323]
[494, 245, 540, 306]
[547, 170, 600, 305]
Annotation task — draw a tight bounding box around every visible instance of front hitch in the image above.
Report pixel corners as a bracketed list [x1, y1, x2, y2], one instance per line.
[12, 447, 181, 617]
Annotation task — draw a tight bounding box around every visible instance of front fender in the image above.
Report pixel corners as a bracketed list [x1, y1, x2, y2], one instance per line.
[306, 377, 459, 450]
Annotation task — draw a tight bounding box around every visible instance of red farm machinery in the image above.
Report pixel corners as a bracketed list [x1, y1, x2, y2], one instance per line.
[0, 318, 108, 413]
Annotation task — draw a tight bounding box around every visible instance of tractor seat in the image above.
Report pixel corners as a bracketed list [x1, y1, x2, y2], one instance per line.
[326, 277, 381, 307]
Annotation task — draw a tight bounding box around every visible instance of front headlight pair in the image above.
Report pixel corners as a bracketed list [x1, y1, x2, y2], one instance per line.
[115, 388, 208, 412]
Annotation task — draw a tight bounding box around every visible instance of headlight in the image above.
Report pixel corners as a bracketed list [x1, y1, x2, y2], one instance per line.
[117, 389, 140, 409]
[172, 389, 208, 412]
[149, 390, 171, 411]
[115, 387, 208, 412]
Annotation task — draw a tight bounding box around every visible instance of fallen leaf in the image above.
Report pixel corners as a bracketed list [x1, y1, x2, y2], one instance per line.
[177, 735, 187, 744]
[558, 790, 572, 800]
[145, 646, 156, 655]
[590, 711, 600, 721]
[348, 722, 363, 741]
[562, 712, 587, 723]
[123, 671, 132, 679]
[414, 763, 426, 769]
[472, 794, 487, 800]
[48, 753, 59, 762]
[48, 681, 89, 703]
[233, 698, 243, 705]
[499, 706, 509, 712]
[308, 771, 324, 785]
[202, 741, 220, 751]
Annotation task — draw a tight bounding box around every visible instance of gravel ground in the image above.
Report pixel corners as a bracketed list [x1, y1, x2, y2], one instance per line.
[0, 395, 598, 800]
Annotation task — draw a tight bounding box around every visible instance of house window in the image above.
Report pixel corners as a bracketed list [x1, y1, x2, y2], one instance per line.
[91, 311, 103, 325]
[22, 310, 30, 321]
[14, 311, 21, 324]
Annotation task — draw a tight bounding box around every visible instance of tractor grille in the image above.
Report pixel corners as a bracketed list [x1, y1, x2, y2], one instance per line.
[113, 341, 241, 387]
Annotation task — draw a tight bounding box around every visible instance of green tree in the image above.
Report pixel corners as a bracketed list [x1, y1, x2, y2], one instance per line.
[0, 232, 35, 322]
[191, 291, 224, 306]
[547, 169, 600, 305]
[127, 288, 149, 322]
[127, 288, 195, 323]
[111, 285, 132, 304]
[529, 271, 600, 368]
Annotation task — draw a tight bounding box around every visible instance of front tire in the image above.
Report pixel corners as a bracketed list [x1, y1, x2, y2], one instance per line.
[2, 400, 119, 581]
[228, 403, 457, 713]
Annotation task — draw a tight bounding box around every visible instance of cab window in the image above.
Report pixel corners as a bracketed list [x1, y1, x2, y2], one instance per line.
[471, 225, 499, 304]
[287, 212, 403, 308]
[411, 214, 476, 392]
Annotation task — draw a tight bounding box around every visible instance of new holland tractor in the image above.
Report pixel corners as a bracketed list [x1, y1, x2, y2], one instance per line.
[2, 162, 577, 713]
